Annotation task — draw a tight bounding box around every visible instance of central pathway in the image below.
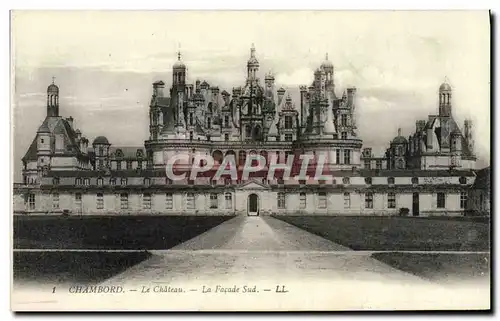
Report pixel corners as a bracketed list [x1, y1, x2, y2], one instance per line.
[96, 216, 489, 310]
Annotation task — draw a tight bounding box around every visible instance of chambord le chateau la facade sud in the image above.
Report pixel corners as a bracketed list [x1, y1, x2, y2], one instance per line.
[14, 45, 482, 217]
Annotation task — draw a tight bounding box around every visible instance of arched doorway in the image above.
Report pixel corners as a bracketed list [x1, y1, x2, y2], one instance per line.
[247, 193, 259, 216]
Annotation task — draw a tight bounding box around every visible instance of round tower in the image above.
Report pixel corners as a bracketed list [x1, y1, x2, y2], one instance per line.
[47, 78, 59, 117]
[439, 80, 452, 117]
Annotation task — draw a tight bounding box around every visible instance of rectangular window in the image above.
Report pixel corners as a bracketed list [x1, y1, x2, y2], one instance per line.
[137, 161, 142, 169]
[210, 193, 218, 209]
[98, 159, 103, 168]
[116, 161, 122, 170]
[186, 193, 195, 210]
[460, 192, 467, 209]
[285, 116, 293, 129]
[343, 192, 350, 208]
[126, 161, 133, 170]
[52, 193, 59, 210]
[388, 192, 396, 209]
[224, 115, 229, 127]
[285, 134, 293, 142]
[166, 193, 173, 210]
[143, 193, 152, 209]
[344, 150, 351, 165]
[365, 193, 374, 209]
[318, 192, 327, 209]
[376, 160, 382, 170]
[225, 193, 232, 209]
[28, 193, 36, 210]
[364, 160, 371, 169]
[277, 192, 286, 209]
[299, 193, 306, 209]
[96, 193, 104, 209]
[121, 178, 127, 186]
[336, 149, 341, 164]
[120, 193, 128, 210]
[224, 133, 229, 141]
[437, 192, 446, 208]
[341, 132, 347, 140]
[341, 114, 347, 126]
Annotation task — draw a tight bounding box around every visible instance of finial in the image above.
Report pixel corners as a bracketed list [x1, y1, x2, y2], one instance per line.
[52, 76, 56, 84]
[444, 75, 449, 83]
[250, 43, 255, 57]
[398, 128, 401, 136]
[325, 53, 329, 61]
[177, 43, 182, 61]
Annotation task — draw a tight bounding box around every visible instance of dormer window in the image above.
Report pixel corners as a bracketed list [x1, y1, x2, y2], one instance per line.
[411, 177, 419, 185]
[388, 177, 395, 185]
[459, 176, 467, 184]
[342, 177, 350, 185]
[365, 177, 372, 185]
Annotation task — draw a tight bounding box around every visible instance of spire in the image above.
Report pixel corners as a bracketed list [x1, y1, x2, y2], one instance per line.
[177, 42, 182, 60]
[325, 53, 328, 61]
[250, 43, 255, 58]
[52, 76, 56, 85]
[398, 128, 402, 136]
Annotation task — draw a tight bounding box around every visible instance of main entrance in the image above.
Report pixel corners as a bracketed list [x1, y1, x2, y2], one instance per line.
[247, 193, 259, 216]
[412, 192, 420, 216]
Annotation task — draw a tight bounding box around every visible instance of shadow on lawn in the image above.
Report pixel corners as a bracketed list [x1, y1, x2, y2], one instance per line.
[13, 251, 152, 284]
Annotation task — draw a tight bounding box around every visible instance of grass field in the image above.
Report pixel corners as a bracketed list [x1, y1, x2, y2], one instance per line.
[13, 251, 152, 284]
[372, 252, 490, 283]
[14, 215, 234, 250]
[273, 215, 490, 251]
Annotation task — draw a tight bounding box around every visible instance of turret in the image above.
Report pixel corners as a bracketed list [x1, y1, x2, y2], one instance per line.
[438, 81, 452, 117]
[172, 51, 186, 86]
[46, 78, 59, 117]
[247, 43, 259, 81]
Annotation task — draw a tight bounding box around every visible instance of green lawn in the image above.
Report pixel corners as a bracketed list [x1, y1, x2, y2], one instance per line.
[14, 215, 234, 250]
[273, 216, 490, 251]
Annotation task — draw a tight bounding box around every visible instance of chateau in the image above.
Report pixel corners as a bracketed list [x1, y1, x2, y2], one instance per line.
[13, 45, 486, 217]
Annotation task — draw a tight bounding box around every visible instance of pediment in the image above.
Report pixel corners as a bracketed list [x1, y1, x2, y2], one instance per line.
[240, 180, 268, 190]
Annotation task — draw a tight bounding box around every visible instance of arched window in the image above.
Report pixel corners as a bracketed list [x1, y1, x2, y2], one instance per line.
[97, 177, 103, 186]
[459, 176, 467, 184]
[53, 177, 60, 185]
[115, 149, 123, 158]
[144, 178, 151, 186]
[411, 177, 419, 185]
[387, 177, 395, 185]
[75, 178, 82, 185]
[365, 177, 372, 185]
[245, 125, 252, 139]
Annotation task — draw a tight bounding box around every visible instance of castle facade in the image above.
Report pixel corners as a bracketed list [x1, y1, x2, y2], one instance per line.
[13, 45, 482, 217]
